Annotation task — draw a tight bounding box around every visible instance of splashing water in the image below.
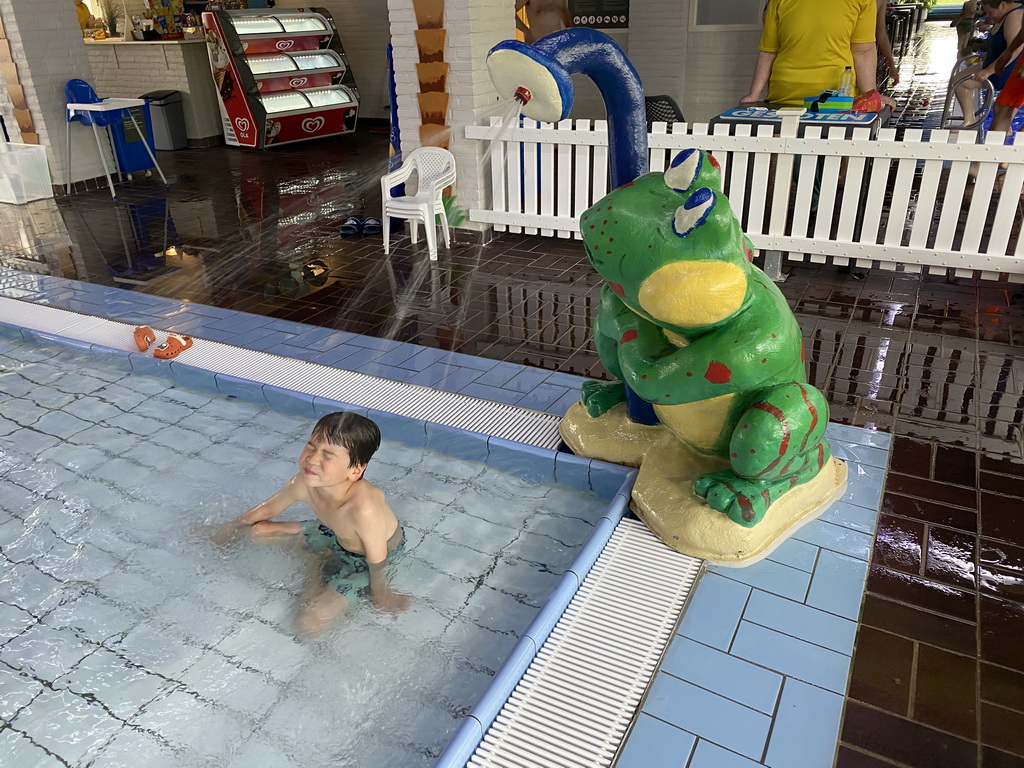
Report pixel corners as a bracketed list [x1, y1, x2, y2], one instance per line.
[480, 99, 524, 166]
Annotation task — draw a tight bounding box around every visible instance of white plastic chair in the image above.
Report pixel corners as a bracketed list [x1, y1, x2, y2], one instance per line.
[381, 147, 456, 261]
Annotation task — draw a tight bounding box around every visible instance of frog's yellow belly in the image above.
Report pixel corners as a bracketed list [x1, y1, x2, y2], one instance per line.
[654, 394, 735, 453]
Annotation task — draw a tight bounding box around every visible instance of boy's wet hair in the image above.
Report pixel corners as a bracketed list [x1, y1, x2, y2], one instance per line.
[310, 411, 381, 468]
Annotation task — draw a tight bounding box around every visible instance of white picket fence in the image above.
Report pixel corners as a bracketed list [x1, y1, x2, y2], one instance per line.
[465, 117, 1024, 281]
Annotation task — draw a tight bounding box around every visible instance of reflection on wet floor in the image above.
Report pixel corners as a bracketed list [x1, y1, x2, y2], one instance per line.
[0, 19, 1022, 768]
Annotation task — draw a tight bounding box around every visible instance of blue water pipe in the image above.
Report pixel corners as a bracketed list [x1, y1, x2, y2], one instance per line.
[486, 27, 648, 189]
[486, 28, 658, 425]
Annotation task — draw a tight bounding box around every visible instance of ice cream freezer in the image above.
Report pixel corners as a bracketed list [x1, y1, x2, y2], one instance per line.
[201, 8, 360, 148]
[248, 50, 346, 94]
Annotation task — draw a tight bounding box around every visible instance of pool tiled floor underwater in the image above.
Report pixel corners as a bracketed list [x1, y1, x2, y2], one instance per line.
[0, 18, 1022, 768]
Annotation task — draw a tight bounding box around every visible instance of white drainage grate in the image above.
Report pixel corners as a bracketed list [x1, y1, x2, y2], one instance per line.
[0, 297, 565, 450]
[469, 518, 703, 768]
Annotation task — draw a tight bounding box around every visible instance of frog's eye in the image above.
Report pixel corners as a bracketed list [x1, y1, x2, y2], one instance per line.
[673, 188, 715, 237]
[664, 149, 702, 193]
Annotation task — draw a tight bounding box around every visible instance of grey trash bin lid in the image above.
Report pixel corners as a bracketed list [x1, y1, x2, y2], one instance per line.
[141, 90, 182, 105]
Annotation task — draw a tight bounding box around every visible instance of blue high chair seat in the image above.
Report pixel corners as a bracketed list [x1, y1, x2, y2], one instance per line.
[65, 79, 123, 127]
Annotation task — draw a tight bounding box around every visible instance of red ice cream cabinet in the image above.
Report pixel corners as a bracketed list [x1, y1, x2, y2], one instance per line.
[201, 8, 359, 149]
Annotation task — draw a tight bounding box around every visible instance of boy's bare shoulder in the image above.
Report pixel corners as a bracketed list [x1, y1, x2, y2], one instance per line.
[347, 479, 389, 514]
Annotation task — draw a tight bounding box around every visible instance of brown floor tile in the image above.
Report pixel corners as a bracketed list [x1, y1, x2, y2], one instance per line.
[981, 455, 1024, 479]
[874, 514, 925, 576]
[935, 445, 979, 488]
[981, 663, 1024, 713]
[859, 594, 976, 657]
[834, 746, 904, 768]
[924, 526, 978, 590]
[841, 701, 978, 768]
[980, 471, 1024, 498]
[882, 491, 978, 534]
[981, 597, 1024, 673]
[885, 473, 978, 509]
[888, 438, 933, 478]
[913, 645, 978, 740]
[983, 745, 1024, 768]
[982, 493, 1024, 548]
[848, 625, 914, 714]
[980, 540, 1024, 579]
[867, 565, 976, 622]
[981, 702, 1024, 758]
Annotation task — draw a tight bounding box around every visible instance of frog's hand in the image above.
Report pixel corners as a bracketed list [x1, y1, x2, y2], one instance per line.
[695, 382, 832, 526]
[581, 380, 626, 418]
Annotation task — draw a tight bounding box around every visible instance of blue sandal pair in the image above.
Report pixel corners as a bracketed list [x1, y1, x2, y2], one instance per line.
[340, 216, 382, 237]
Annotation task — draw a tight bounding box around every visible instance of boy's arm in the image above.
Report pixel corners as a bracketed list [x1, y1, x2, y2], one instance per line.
[212, 477, 303, 544]
[353, 504, 410, 614]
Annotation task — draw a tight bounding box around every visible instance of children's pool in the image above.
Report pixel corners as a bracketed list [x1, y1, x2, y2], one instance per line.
[0, 337, 612, 767]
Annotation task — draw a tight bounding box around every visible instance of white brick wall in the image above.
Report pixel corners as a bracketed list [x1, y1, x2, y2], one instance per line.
[0, 0, 108, 185]
[276, 0, 391, 120]
[85, 41, 222, 140]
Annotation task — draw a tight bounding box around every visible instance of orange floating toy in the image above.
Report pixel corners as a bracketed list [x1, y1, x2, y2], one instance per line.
[153, 334, 194, 360]
[133, 326, 156, 352]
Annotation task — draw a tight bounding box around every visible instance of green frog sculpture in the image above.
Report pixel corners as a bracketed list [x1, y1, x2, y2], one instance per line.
[562, 148, 845, 562]
[487, 30, 845, 563]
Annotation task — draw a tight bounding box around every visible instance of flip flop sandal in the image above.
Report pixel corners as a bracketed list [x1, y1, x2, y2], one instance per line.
[361, 217, 382, 236]
[133, 325, 156, 352]
[153, 333, 193, 360]
[340, 216, 364, 236]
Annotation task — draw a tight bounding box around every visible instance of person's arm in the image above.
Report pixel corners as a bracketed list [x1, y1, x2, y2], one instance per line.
[984, 25, 1024, 76]
[212, 477, 304, 544]
[741, 50, 778, 104]
[876, 0, 900, 86]
[851, 41, 878, 94]
[354, 503, 410, 614]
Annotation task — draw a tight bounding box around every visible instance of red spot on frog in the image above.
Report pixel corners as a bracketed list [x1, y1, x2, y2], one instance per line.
[609, 282, 625, 297]
[620, 330, 637, 343]
[704, 361, 732, 384]
[708, 154, 721, 170]
[801, 340, 806, 362]
[761, 358, 767, 364]
[744, 244, 754, 262]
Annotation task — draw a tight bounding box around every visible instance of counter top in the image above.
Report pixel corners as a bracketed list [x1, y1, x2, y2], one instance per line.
[83, 39, 205, 45]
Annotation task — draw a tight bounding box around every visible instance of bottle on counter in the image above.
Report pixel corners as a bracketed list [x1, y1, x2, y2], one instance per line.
[838, 66, 855, 97]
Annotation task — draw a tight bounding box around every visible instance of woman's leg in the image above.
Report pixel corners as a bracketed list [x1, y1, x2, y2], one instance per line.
[954, 64, 983, 124]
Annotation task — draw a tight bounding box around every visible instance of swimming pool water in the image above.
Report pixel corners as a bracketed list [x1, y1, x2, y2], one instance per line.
[0, 337, 612, 767]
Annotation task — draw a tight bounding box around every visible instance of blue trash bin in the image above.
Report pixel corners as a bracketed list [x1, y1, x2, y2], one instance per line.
[109, 102, 157, 176]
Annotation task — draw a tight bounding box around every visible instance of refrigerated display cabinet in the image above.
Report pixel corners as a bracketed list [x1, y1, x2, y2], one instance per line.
[201, 7, 359, 148]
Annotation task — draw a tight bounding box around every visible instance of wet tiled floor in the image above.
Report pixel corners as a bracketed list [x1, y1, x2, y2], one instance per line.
[0, 18, 1022, 768]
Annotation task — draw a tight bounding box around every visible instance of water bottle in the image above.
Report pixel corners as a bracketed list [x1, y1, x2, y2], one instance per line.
[839, 66, 855, 97]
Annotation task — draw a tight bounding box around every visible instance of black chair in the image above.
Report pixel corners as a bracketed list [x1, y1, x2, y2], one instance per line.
[645, 95, 686, 128]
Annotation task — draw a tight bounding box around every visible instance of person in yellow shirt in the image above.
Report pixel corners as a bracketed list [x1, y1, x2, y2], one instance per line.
[73, 0, 92, 31]
[741, 0, 878, 106]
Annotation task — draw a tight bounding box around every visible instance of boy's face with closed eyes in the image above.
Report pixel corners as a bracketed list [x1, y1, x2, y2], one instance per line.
[298, 438, 365, 490]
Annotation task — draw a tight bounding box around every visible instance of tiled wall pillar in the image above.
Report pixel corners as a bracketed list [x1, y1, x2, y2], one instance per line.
[389, 0, 510, 232]
[0, 0, 108, 185]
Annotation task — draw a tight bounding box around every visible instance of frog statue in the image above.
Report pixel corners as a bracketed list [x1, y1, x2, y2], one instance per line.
[559, 148, 847, 563]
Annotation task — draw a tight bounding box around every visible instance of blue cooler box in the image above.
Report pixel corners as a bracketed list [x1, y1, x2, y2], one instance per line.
[803, 93, 853, 112]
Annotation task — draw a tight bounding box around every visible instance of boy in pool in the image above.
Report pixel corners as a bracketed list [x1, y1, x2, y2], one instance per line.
[215, 411, 409, 636]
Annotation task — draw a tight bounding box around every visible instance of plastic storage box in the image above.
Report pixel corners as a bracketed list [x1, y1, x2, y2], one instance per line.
[0, 143, 53, 204]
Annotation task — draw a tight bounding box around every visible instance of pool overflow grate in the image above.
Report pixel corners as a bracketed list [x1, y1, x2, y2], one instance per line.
[0, 298, 564, 450]
[468, 518, 703, 768]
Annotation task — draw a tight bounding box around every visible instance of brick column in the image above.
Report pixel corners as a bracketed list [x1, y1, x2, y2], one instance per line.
[389, 0, 510, 234]
[0, 0, 109, 186]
